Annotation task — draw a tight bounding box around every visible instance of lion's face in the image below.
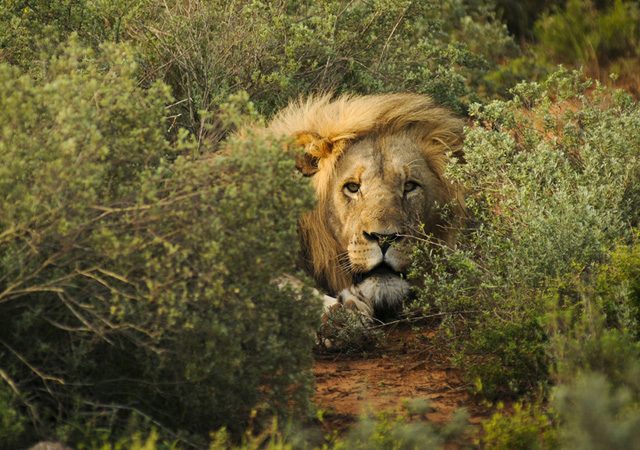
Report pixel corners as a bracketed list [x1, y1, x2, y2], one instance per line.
[322, 131, 450, 312]
[267, 93, 464, 319]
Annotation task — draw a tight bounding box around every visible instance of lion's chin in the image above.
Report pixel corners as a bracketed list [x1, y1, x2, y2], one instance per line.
[354, 267, 410, 315]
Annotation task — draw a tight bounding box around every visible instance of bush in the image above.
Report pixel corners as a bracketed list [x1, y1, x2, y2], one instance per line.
[0, 0, 524, 146]
[0, 0, 150, 68]
[0, 39, 319, 447]
[332, 401, 469, 450]
[534, 0, 640, 70]
[545, 269, 640, 388]
[554, 374, 640, 450]
[0, 382, 26, 449]
[409, 68, 640, 398]
[133, 0, 512, 143]
[482, 401, 559, 450]
[74, 401, 470, 450]
[598, 237, 640, 334]
[481, 222, 640, 450]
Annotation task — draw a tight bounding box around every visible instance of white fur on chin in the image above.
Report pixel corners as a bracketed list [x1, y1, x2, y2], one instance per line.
[356, 273, 410, 310]
[335, 273, 410, 321]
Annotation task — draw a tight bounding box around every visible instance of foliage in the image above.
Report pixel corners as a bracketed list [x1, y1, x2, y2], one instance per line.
[0, 0, 150, 68]
[483, 52, 551, 98]
[0, 40, 319, 447]
[0, 381, 26, 448]
[481, 401, 559, 450]
[2, 0, 640, 448]
[87, 429, 167, 450]
[132, 0, 511, 142]
[59, 401, 470, 450]
[409, 68, 640, 398]
[534, 0, 640, 70]
[331, 400, 469, 450]
[315, 313, 385, 354]
[545, 269, 640, 388]
[478, 235, 640, 450]
[554, 373, 640, 450]
[597, 237, 640, 334]
[0, 0, 520, 145]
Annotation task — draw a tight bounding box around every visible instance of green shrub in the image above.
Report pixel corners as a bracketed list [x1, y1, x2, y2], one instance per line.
[598, 237, 640, 334]
[332, 401, 469, 450]
[483, 53, 551, 98]
[542, 238, 640, 399]
[0, 382, 27, 449]
[1, 0, 522, 142]
[84, 402, 470, 450]
[482, 401, 559, 450]
[133, 0, 510, 143]
[409, 68, 640, 398]
[0, 0, 150, 69]
[0, 39, 319, 447]
[534, 0, 640, 69]
[505, 227, 640, 450]
[554, 373, 640, 450]
[478, 253, 640, 449]
[545, 270, 640, 388]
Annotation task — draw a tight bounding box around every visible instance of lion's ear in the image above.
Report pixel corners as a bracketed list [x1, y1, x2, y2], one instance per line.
[293, 132, 333, 177]
[295, 153, 320, 177]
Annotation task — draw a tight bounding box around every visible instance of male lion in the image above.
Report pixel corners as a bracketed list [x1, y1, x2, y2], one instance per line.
[268, 94, 465, 320]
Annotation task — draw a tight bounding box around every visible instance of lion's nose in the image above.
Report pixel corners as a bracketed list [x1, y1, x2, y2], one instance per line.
[363, 232, 402, 254]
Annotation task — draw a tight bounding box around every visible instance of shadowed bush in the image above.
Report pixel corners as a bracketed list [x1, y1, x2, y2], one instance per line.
[0, 40, 319, 448]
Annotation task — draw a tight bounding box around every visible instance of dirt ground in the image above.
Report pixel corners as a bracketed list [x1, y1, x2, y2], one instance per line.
[312, 323, 495, 442]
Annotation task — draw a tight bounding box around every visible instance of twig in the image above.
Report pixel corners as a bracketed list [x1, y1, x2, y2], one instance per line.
[376, 5, 409, 72]
[82, 401, 205, 450]
[368, 310, 484, 330]
[0, 368, 43, 430]
[0, 338, 65, 385]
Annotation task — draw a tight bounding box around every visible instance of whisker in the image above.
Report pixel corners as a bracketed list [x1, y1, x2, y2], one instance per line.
[337, 260, 351, 274]
[334, 251, 352, 275]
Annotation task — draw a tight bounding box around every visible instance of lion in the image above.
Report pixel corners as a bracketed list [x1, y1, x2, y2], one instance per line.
[268, 93, 465, 320]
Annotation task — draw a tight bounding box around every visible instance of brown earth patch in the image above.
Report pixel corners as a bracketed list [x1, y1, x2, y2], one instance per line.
[312, 324, 495, 438]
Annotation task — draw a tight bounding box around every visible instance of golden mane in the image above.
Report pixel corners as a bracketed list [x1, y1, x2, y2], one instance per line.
[267, 93, 465, 294]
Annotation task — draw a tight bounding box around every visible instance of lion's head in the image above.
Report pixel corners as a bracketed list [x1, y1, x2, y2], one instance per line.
[268, 94, 465, 317]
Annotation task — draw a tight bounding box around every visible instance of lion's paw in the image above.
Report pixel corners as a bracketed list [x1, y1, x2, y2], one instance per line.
[337, 287, 375, 323]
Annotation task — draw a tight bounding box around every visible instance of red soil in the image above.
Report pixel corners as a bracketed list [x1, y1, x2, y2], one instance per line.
[312, 324, 495, 439]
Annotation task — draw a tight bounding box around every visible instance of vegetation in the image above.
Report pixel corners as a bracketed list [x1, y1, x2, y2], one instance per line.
[1, 0, 639, 449]
[410, 68, 640, 396]
[534, 0, 640, 73]
[409, 69, 640, 448]
[0, 40, 319, 448]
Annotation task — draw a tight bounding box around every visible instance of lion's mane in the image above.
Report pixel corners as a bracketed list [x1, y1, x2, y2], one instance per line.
[267, 94, 465, 295]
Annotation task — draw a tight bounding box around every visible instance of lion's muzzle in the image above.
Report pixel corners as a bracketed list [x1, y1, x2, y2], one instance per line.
[348, 230, 411, 277]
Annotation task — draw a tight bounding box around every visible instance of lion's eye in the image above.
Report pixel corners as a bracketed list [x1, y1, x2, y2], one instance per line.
[404, 181, 419, 193]
[344, 182, 360, 194]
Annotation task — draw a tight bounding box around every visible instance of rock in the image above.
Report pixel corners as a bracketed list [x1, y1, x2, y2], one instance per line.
[27, 442, 73, 450]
